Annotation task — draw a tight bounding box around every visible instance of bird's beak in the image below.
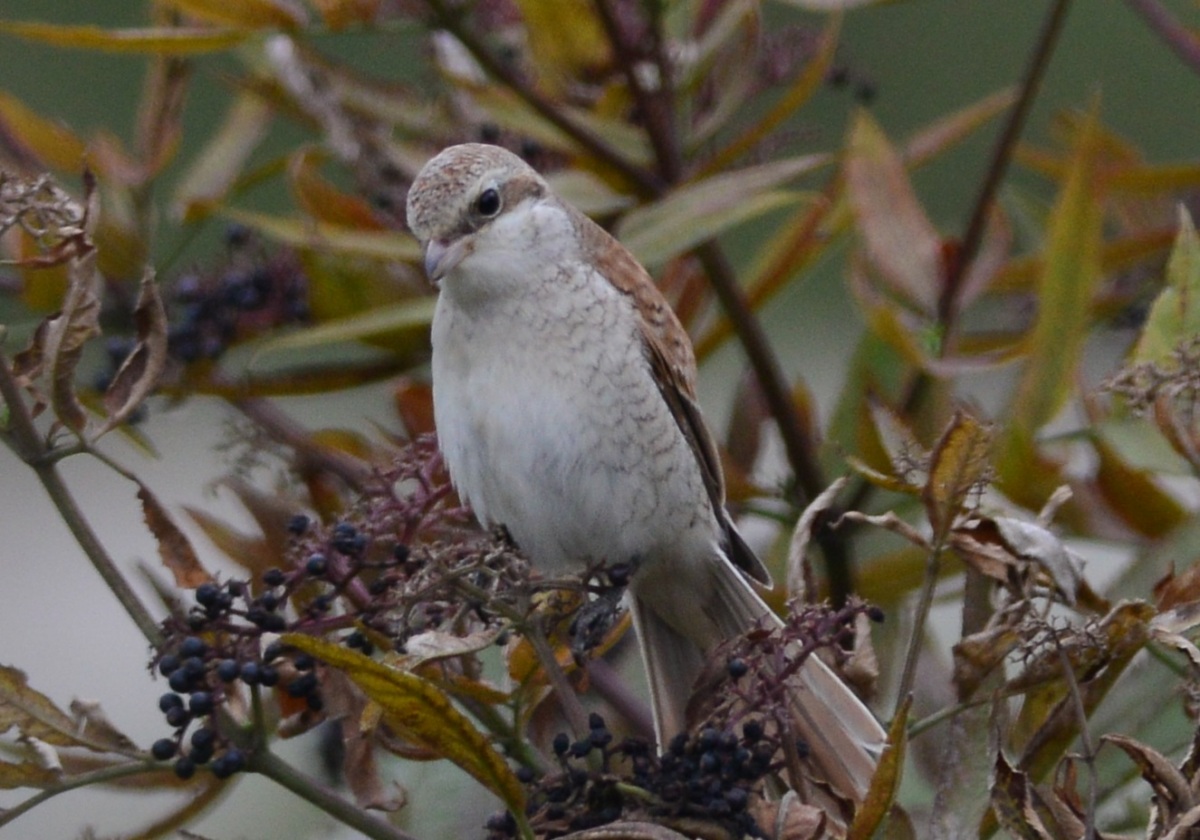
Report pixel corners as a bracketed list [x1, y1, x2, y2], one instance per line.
[423, 239, 467, 285]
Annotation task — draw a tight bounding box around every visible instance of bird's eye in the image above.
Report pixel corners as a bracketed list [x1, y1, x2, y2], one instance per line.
[475, 187, 501, 218]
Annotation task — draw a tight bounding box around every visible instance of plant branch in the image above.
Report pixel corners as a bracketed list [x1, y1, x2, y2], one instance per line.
[692, 242, 853, 600]
[0, 761, 158, 829]
[942, 0, 1073, 325]
[0, 352, 163, 648]
[592, 0, 681, 183]
[422, 0, 661, 195]
[1123, 0, 1200, 75]
[895, 543, 944, 713]
[250, 748, 419, 840]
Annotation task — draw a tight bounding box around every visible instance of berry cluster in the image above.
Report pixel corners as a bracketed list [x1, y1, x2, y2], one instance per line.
[484, 712, 776, 840]
[167, 227, 308, 364]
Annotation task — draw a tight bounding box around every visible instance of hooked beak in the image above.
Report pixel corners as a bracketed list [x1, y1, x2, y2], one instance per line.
[422, 238, 467, 285]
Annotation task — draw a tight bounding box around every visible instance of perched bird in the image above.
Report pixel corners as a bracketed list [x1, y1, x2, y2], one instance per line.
[407, 143, 884, 803]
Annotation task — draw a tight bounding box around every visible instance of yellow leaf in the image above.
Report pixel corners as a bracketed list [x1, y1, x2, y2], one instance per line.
[218, 207, 420, 261]
[281, 634, 525, 814]
[847, 696, 909, 840]
[0, 20, 251, 54]
[514, 0, 608, 93]
[923, 411, 993, 542]
[0, 91, 86, 171]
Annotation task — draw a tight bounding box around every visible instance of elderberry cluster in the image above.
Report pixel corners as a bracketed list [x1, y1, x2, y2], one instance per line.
[484, 713, 776, 840]
[167, 227, 308, 364]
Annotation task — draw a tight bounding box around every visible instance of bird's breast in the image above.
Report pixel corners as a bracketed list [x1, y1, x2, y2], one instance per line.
[430, 267, 717, 575]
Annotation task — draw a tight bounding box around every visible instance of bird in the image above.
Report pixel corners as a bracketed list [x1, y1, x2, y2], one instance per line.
[406, 143, 885, 805]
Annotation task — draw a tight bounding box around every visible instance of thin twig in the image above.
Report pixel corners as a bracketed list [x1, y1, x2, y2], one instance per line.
[1123, 0, 1200, 75]
[0, 352, 163, 647]
[251, 749, 419, 840]
[592, 0, 682, 183]
[1053, 633, 1098, 840]
[0, 761, 161, 829]
[423, 0, 661, 195]
[942, 0, 1074, 325]
[895, 543, 944, 713]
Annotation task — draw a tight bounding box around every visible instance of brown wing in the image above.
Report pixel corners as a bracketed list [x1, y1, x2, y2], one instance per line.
[574, 204, 771, 586]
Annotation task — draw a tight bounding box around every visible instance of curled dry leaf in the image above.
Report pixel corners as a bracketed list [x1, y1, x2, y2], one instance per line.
[0, 665, 127, 755]
[749, 790, 828, 840]
[68, 699, 137, 754]
[786, 477, 848, 602]
[97, 269, 168, 438]
[318, 668, 406, 811]
[989, 751, 1054, 840]
[1102, 733, 1194, 823]
[558, 822, 694, 840]
[41, 248, 102, 433]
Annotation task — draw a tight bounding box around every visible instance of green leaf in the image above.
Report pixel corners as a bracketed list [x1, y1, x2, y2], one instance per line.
[998, 104, 1104, 489]
[252, 296, 436, 359]
[0, 20, 252, 54]
[173, 92, 273, 222]
[280, 634, 525, 815]
[614, 155, 828, 268]
[218, 208, 421, 262]
[1133, 206, 1200, 367]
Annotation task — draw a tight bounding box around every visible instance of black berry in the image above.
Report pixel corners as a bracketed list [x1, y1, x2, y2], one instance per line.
[173, 756, 196, 779]
[189, 691, 214, 715]
[151, 738, 177, 760]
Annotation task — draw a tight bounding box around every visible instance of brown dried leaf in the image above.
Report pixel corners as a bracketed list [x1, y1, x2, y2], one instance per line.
[319, 668, 406, 812]
[558, 823, 694, 840]
[924, 410, 992, 542]
[748, 791, 828, 840]
[1103, 733, 1194, 819]
[43, 247, 102, 432]
[67, 699, 137, 754]
[139, 482, 212, 588]
[834, 511, 929, 551]
[0, 666, 78, 748]
[953, 625, 1021, 700]
[1154, 564, 1200, 612]
[991, 517, 1083, 606]
[0, 755, 62, 789]
[990, 751, 1054, 840]
[0, 666, 128, 755]
[98, 269, 167, 437]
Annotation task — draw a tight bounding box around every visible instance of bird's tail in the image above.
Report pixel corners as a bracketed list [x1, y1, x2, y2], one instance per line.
[630, 554, 886, 806]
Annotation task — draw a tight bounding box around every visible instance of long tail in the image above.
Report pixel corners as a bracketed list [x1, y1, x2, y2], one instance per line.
[630, 552, 885, 806]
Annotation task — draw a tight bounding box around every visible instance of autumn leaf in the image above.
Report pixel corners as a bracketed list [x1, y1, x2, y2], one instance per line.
[280, 634, 525, 815]
[923, 410, 992, 543]
[1133, 205, 1200, 368]
[139, 483, 212, 588]
[98, 269, 168, 438]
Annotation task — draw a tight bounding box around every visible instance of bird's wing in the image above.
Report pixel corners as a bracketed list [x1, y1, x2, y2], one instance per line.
[576, 207, 770, 585]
